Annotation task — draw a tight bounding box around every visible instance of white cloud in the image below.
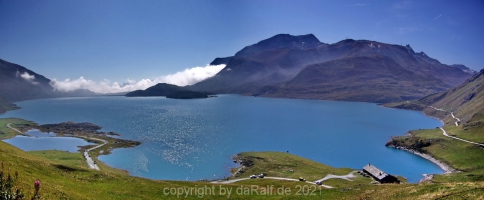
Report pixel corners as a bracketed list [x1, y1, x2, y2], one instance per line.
[157, 64, 225, 86]
[17, 71, 39, 85]
[49, 64, 225, 94]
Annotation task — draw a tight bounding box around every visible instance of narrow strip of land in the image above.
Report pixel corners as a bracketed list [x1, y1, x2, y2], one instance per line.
[6, 123, 23, 134]
[79, 136, 108, 170]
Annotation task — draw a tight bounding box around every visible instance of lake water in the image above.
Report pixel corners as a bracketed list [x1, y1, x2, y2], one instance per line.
[1, 95, 443, 182]
[3, 129, 95, 152]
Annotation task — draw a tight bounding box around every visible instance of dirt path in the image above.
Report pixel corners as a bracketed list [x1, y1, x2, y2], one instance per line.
[429, 106, 460, 126]
[79, 136, 108, 170]
[6, 123, 23, 134]
[451, 112, 461, 126]
[428, 107, 484, 146]
[212, 176, 333, 188]
[440, 127, 484, 147]
[314, 171, 356, 182]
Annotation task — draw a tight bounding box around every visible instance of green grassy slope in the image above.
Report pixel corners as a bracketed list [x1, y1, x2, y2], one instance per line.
[0, 118, 36, 139]
[2, 141, 483, 199]
[386, 69, 484, 184]
[388, 68, 484, 126]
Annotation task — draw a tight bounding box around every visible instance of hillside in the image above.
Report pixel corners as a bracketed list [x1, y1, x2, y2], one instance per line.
[0, 59, 97, 106]
[189, 34, 475, 103]
[126, 83, 211, 99]
[390, 68, 484, 125]
[386, 69, 484, 184]
[421, 68, 484, 125]
[0, 59, 57, 102]
[0, 96, 19, 114]
[256, 56, 449, 103]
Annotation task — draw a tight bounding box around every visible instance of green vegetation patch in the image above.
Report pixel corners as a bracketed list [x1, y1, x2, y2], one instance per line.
[388, 125, 484, 183]
[232, 152, 354, 181]
[0, 118, 36, 139]
[29, 150, 89, 171]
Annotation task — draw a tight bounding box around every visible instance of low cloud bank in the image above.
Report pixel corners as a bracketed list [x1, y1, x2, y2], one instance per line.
[50, 64, 225, 94]
[17, 71, 39, 85]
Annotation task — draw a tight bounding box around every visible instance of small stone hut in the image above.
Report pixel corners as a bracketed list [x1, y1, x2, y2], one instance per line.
[363, 163, 400, 183]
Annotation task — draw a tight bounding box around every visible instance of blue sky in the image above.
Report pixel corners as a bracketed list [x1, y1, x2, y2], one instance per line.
[0, 0, 483, 92]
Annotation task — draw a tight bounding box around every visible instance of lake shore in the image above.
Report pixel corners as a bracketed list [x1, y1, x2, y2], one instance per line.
[386, 144, 456, 174]
[383, 103, 458, 177]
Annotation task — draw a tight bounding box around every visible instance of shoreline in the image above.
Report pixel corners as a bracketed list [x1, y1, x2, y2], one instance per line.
[384, 103, 459, 176]
[386, 144, 456, 174]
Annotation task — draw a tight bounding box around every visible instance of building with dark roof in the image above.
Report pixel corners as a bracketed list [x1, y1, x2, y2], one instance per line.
[363, 163, 400, 183]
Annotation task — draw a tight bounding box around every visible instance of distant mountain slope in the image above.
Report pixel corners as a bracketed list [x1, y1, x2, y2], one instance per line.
[0, 59, 97, 104]
[256, 56, 450, 102]
[125, 83, 210, 99]
[422, 69, 484, 124]
[190, 34, 475, 103]
[0, 59, 57, 102]
[189, 34, 336, 94]
[126, 83, 186, 97]
[390, 68, 484, 125]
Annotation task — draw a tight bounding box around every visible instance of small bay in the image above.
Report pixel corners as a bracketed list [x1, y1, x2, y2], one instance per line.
[1, 95, 442, 182]
[3, 129, 95, 152]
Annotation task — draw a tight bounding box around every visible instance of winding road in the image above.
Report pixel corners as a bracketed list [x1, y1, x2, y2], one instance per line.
[429, 107, 484, 146]
[440, 127, 484, 147]
[451, 112, 461, 126]
[429, 106, 460, 126]
[80, 136, 108, 170]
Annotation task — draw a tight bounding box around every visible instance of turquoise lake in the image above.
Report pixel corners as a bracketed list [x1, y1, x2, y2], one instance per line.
[1, 95, 443, 182]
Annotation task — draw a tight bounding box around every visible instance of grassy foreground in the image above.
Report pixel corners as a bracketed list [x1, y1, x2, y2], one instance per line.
[1, 119, 484, 199]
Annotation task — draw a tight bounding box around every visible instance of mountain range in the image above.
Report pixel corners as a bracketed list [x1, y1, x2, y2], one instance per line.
[189, 34, 476, 103]
[0, 33, 479, 108]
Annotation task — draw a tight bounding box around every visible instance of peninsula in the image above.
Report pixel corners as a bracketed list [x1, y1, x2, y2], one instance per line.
[125, 83, 212, 99]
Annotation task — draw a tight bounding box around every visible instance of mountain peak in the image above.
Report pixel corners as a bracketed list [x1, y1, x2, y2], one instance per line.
[405, 44, 415, 54]
[234, 34, 322, 58]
